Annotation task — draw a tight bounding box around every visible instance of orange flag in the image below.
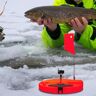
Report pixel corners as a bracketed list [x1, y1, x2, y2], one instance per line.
[64, 33, 76, 55]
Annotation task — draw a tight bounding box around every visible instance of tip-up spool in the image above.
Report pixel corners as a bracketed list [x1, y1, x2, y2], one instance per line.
[39, 78, 83, 94]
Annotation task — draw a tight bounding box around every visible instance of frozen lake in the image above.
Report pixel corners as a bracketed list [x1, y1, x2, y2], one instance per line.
[0, 0, 96, 96]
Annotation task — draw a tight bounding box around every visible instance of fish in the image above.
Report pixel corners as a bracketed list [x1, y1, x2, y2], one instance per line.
[24, 5, 96, 23]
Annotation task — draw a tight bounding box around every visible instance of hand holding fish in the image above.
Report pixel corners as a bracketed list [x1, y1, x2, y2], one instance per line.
[70, 17, 88, 34]
[31, 17, 57, 31]
[31, 16, 88, 34]
[38, 18, 57, 31]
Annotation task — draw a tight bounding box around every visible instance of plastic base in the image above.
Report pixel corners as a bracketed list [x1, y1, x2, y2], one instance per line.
[39, 78, 83, 94]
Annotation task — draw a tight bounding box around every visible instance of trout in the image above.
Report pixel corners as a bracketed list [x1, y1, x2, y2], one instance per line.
[24, 5, 96, 23]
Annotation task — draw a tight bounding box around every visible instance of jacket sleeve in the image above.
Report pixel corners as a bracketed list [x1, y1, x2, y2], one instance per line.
[41, 23, 71, 48]
[76, 25, 96, 50]
[53, 0, 67, 6]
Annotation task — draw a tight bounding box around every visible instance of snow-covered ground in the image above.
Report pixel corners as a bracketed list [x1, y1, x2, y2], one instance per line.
[0, 0, 96, 96]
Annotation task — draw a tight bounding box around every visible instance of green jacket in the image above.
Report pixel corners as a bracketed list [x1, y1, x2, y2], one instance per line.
[41, 0, 96, 50]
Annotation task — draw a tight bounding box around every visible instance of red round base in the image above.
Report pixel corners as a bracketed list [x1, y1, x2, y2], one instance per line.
[39, 78, 83, 94]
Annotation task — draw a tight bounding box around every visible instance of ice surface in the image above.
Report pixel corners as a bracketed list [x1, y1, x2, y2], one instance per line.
[0, 0, 96, 96]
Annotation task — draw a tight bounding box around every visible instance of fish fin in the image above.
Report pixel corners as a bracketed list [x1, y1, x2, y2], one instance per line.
[41, 14, 46, 19]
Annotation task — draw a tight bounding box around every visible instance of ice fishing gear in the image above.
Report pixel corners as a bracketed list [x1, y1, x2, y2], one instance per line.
[39, 69, 83, 94]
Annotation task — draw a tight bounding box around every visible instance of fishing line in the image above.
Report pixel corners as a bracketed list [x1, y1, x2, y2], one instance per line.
[73, 55, 76, 80]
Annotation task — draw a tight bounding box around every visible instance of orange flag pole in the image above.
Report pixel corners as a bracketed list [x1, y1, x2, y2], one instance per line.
[64, 32, 76, 80]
